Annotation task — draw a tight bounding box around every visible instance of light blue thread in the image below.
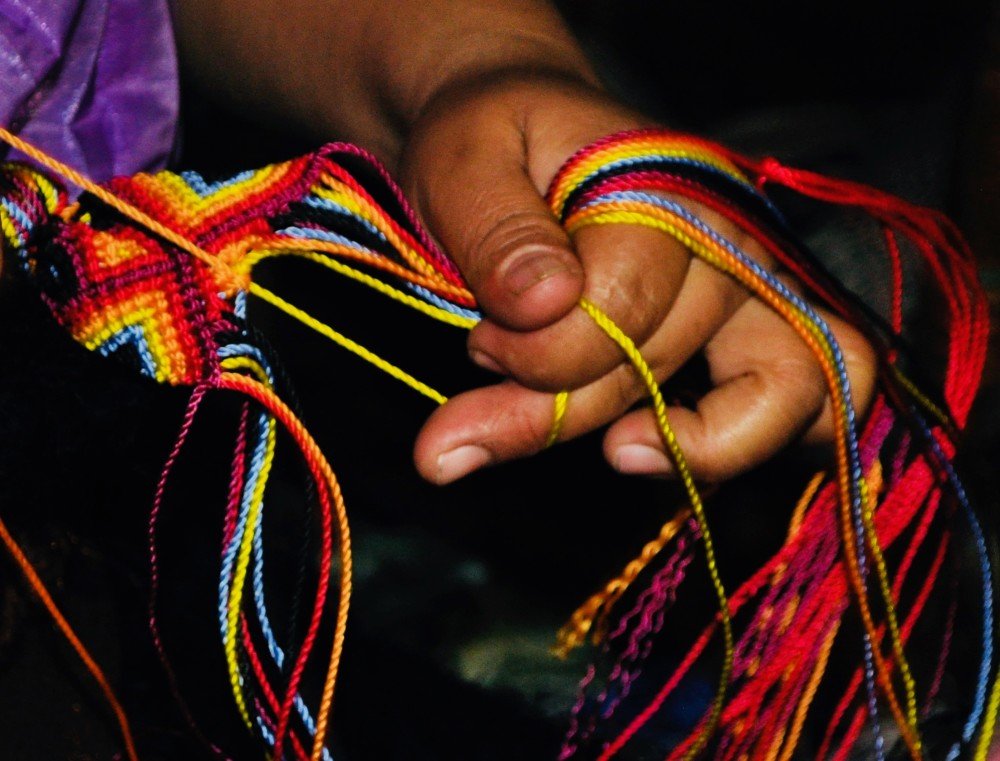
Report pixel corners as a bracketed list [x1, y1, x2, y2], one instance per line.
[217, 344, 275, 383]
[909, 416, 994, 758]
[1, 196, 32, 233]
[255, 704, 335, 761]
[234, 291, 248, 320]
[247, 480, 334, 759]
[98, 324, 159, 379]
[251, 505, 283, 667]
[583, 189, 885, 754]
[218, 410, 271, 635]
[256, 716, 276, 747]
[277, 225, 377, 251]
[302, 196, 387, 241]
[405, 283, 481, 321]
[213, 356, 334, 759]
[276, 226, 476, 317]
[180, 169, 258, 198]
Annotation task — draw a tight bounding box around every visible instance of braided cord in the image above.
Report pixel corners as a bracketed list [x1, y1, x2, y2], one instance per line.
[563, 193, 923, 757]
[0, 121, 991, 761]
[577, 297, 733, 758]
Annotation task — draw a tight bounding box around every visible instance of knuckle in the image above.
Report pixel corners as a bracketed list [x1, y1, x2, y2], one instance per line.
[467, 205, 561, 270]
[484, 398, 550, 454]
[610, 363, 645, 412]
[694, 458, 732, 484]
[587, 261, 663, 342]
[521, 361, 569, 391]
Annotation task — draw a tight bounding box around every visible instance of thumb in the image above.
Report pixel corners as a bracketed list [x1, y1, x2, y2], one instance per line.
[400, 106, 583, 331]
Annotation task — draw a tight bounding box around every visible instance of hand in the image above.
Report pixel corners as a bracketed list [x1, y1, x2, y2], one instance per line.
[173, 0, 877, 485]
[403, 73, 878, 484]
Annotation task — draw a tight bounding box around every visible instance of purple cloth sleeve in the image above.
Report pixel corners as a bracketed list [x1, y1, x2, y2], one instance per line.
[0, 0, 179, 183]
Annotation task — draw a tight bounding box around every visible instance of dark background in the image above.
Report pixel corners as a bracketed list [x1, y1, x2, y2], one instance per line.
[1, 2, 998, 759]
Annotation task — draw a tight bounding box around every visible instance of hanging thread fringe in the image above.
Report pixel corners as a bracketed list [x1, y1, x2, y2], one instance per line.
[0, 124, 993, 761]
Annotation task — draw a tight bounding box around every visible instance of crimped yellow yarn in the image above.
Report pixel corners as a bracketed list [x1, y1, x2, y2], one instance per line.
[566, 202, 922, 755]
[546, 391, 570, 448]
[226, 413, 276, 728]
[576, 296, 733, 760]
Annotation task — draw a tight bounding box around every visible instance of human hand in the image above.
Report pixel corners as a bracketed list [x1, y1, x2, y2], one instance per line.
[403, 73, 878, 484]
[173, 0, 877, 485]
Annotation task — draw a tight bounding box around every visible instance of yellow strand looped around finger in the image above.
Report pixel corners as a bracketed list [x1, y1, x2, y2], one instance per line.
[546, 391, 570, 449]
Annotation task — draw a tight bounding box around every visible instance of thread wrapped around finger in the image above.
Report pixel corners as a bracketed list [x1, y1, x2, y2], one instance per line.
[0, 123, 992, 761]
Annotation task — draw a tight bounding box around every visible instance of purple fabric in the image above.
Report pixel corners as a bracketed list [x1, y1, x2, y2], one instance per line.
[0, 0, 178, 183]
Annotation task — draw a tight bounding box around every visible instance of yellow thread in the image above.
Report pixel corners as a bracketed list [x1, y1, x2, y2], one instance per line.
[217, 358, 276, 728]
[762, 685, 791, 761]
[974, 666, 1000, 760]
[314, 178, 441, 280]
[568, 203, 922, 756]
[576, 297, 732, 760]
[567, 206, 843, 368]
[220, 356, 270, 384]
[890, 365, 952, 428]
[0, 124, 939, 756]
[251, 236, 473, 300]
[0, 125, 248, 294]
[550, 143, 748, 213]
[247, 249, 477, 329]
[33, 172, 62, 211]
[778, 595, 800, 635]
[546, 391, 569, 448]
[142, 165, 285, 225]
[788, 472, 826, 539]
[0, 204, 16, 243]
[225, 415, 277, 728]
[79, 302, 183, 383]
[248, 282, 448, 406]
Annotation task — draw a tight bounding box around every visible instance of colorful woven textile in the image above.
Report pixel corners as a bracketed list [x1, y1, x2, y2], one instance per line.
[0, 127, 994, 761]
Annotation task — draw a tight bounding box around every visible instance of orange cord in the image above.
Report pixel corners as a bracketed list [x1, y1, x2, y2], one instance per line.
[0, 514, 140, 761]
[0, 125, 246, 294]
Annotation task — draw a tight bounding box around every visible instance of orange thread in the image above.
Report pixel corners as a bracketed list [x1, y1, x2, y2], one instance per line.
[218, 372, 351, 761]
[566, 202, 923, 758]
[0, 514, 140, 761]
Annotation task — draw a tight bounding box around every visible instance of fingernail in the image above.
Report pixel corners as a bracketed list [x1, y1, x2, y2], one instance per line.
[436, 445, 492, 484]
[469, 349, 505, 374]
[503, 250, 569, 296]
[615, 445, 673, 475]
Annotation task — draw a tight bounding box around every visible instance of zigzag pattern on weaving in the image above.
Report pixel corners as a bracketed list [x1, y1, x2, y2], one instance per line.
[1, 147, 472, 389]
[0, 128, 994, 761]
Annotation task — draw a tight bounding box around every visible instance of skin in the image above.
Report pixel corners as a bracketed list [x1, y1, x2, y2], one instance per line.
[173, 0, 877, 485]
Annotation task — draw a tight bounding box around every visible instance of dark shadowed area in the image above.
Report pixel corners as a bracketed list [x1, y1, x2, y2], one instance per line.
[0, 2, 997, 759]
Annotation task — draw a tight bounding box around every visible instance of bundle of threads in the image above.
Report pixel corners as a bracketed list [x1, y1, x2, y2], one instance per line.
[0, 124, 994, 760]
